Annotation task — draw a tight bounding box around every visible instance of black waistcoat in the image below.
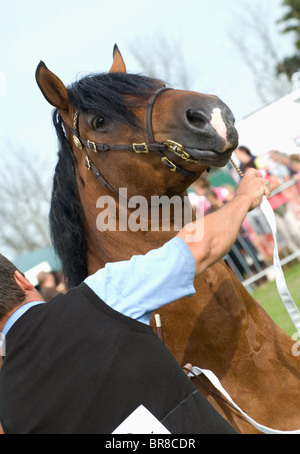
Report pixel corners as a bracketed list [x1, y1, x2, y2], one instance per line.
[0, 283, 235, 434]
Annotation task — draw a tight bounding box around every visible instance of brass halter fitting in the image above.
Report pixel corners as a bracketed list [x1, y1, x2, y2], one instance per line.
[164, 139, 207, 169]
[73, 135, 83, 150]
[164, 140, 191, 160]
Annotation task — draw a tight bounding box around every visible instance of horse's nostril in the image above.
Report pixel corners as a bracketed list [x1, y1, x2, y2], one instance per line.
[186, 109, 210, 128]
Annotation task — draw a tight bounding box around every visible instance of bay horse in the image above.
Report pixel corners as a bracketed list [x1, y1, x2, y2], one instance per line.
[36, 45, 300, 433]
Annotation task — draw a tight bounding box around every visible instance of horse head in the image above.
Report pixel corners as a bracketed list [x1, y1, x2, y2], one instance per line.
[36, 45, 238, 200]
[35, 45, 239, 285]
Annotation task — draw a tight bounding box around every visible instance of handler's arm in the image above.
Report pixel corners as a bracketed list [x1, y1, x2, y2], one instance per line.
[177, 168, 271, 276]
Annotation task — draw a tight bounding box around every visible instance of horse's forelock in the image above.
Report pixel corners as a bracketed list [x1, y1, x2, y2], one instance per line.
[67, 72, 164, 128]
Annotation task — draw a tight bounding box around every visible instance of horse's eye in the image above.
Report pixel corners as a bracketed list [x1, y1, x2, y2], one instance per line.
[93, 116, 107, 130]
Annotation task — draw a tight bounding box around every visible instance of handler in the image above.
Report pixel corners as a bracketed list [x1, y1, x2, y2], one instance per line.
[0, 169, 271, 434]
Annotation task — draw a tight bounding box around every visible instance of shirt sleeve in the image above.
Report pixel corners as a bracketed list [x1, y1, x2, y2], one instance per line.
[84, 236, 196, 325]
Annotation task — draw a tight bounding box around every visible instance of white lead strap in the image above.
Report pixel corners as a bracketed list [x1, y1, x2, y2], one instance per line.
[189, 366, 300, 434]
[230, 157, 300, 333]
[260, 196, 300, 334]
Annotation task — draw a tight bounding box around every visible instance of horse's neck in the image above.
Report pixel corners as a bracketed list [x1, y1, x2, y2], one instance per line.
[85, 190, 190, 273]
[89, 230, 174, 272]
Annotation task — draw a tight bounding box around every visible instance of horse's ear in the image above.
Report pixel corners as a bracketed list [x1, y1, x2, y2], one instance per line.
[109, 44, 127, 73]
[35, 61, 71, 112]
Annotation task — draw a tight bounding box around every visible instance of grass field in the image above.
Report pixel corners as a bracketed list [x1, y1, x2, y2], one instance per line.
[251, 262, 300, 336]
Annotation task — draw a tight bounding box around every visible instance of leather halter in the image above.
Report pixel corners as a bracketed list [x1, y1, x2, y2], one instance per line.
[71, 86, 207, 194]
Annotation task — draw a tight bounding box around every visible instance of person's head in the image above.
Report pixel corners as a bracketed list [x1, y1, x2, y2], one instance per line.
[192, 175, 210, 195]
[205, 189, 223, 209]
[0, 254, 43, 320]
[270, 150, 289, 166]
[290, 154, 300, 172]
[235, 146, 252, 164]
[37, 271, 56, 289]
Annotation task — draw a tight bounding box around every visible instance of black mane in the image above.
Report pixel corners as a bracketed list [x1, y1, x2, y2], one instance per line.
[50, 72, 163, 288]
[69, 72, 162, 128]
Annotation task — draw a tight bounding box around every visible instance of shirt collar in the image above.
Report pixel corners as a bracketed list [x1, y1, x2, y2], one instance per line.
[1, 301, 45, 337]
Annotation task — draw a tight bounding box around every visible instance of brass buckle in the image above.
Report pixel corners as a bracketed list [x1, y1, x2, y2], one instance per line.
[164, 140, 190, 160]
[161, 157, 177, 172]
[87, 140, 98, 153]
[133, 143, 149, 154]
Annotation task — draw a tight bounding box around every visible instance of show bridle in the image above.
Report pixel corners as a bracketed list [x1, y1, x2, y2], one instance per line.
[70, 86, 208, 194]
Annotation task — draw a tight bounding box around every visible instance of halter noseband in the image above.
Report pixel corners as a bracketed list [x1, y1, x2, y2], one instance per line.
[71, 86, 207, 193]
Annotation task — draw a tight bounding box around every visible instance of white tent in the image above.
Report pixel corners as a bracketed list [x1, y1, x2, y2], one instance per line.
[236, 88, 300, 157]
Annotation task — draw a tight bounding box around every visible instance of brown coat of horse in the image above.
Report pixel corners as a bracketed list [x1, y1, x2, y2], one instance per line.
[36, 46, 300, 433]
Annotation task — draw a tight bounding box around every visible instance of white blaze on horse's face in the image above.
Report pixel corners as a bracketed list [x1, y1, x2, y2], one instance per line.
[210, 108, 228, 150]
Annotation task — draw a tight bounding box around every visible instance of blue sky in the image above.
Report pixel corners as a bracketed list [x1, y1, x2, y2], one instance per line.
[0, 0, 293, 169]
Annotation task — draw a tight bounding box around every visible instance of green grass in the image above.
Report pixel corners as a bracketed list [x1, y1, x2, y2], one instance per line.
[251, 263, 300, 336]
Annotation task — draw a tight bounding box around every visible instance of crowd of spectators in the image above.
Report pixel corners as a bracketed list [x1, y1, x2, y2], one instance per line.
[189, 146, 300, 280]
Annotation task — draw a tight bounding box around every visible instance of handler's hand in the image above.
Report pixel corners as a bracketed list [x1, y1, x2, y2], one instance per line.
[235, 168, 272, 211]
[182, 363, 193, 379]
